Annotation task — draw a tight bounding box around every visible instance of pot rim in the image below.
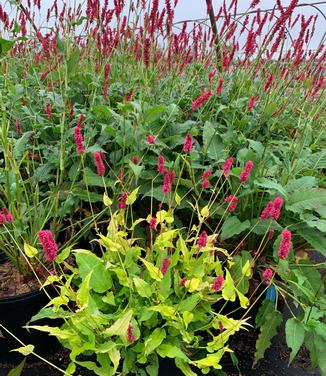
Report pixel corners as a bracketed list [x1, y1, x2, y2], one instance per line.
[0, 287, 45, 304]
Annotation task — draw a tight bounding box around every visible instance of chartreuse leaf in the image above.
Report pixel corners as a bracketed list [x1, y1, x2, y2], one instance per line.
[103, 192, 113, 206]
[105, 310, 133, 336]
[140, 258, 163, 281]
[222, 270, 236, 302]
[185, 278, 200, 293]
[23, 243, 38, 258]
[178, 294, 201, 313]
[144, 328, 166, 356]
[236, 289, 249, 309]
[76, 271, 92, 310]
[183, 312, 194, 329]
[156, 344, 188, 360]
[150, 305, 176, 319]
[126, 186, 140, 205]
[253, 310, 282, 366]
[11, 345, 34, 356]
[193, 350, 224, 369]
[175, 358, 197, 376]
[56, 246, 71, 263]
[108, 347, 120, 373]
[133, 276, 153, 298]
[285, 318, 305, 364]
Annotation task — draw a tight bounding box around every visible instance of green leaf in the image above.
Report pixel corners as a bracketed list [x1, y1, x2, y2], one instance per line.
[221, 217, 250, 241]
[203, 121, 224, 160]
[83, 168, 113, 188]
[0, 38, 15, 55]
[177, 294, 201, 313]
[194, 351, 223, 369]
[253, 310, 282, 366]
[285, 318, 305, 364]
[75, 250, 112, 293]
[144, 104, 165, 124]
[105, 310, 133, 336]
[11, 345, 34, 356]
[285, 176, 317, 193]
[183, 312, 194, 329]
[76, 271, 92, 310]
[156, 344, 188, 360]
[175, 358, 197, 376]
[303, 151, 326, 170]
[126, 187, 140, 205]
[108, 347, 120, 373]
[255, 300, 275, 328]
[140, 258, 163, 281]
[13, 131, 33, 158]
[144, 328, 166, 356]
[128, 161, 143, 177]
[294, 225, 326, 257]
[254, 178, 286, 196]
[286, 189, 326, 214]
[7, 359, 26, 376]
[222, 270, 236, 302]
[133, 276, 153, 298]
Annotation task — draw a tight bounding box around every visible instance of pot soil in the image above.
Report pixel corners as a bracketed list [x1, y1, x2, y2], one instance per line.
[0, 261, 60, 363]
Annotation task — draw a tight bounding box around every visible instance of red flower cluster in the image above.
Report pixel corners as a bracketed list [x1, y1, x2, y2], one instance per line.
[278, 229, 292, 260]
[191, 91, 213, 111]
[222, 157, 233, 177]
[37, 230, 58, 262]
[212, 275, 224, 292]
[216, 78, 224, 95]
[0, 208, 14, 225]
[201, 169, 212, 189]
[146, 135, 156, 144]
[149, 217, 157, 229]
[157, 155, 165, 174]
[45, 102, 52, 119]
[260, 196, 283, 221]
[225, 195, 238, 212]
[183, 133, 193, 153]
[197, 231, 208, 249]
[247, 96, 257, 111]
[118, 192, 128, 209]
[74, 126, 84, 154]
[263, 268, 273, 282]
[179, 277, 187, 287]
[161, 256, 169, 275]
[239, 160, 254, 182]
[93, 151, 105, 176]
[127, 325, 136, 342]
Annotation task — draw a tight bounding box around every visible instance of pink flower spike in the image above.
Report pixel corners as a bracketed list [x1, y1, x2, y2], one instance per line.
[201, 179, 209, 189]
[222, 157, 233, 177]
[183, 133, 193, 153]
[131, 156, 139, 165]
[271, 197, 283, 220]
[212, 275, 224, 292]
[239, 160, 254, 182]
[247, 96, 257, 111]
[225, 195, 238, 212]
[149, 217, 157, 229]
[216, 78, 224, 95]
[278, 229, 292, 260]
[157, 155, 165, 174]
[260, 201, 274, 220]
[37, 230, 58, 262]
[127, 325, 136, 342]
[179, 277, 187, 287]
[118, 192, 128, 209]
[202, 169, 212, 180]
[1, 208, 13, 223]
[161, 257, 169, 275]
[94, 152, 105, 176]
[191, 90, 213, 110]
[146, 135, 156, 144]
[73, 126, 84, 154]
[197, 231, 208, 248]
[263, 268, 273, 281]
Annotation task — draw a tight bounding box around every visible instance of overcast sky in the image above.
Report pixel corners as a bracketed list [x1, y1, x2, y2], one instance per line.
[3, 0, 326, 50]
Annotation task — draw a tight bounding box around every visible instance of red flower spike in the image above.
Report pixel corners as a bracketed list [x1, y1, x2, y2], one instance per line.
[212, 275, 224, 291]
[197, 231, 208, 248]
[263, 268, 273, 281]
[149, 217, 157, 230]
[161, 257, 169, 275]
[94, 152, 105, 176]
[118, 192, 128, 209]
[239, 161, 254, 182]
[146, 135, 156, 144]
[179, 277, 187, 287]
[183, 133, 193, 153]
[191, 91, 213, 110]
[222, 157, 233, 177]
[37, 230, 58, 262]
[225, 195, 238, 212]
[278, 229, 292, 259]
[74, 126, 84, 154]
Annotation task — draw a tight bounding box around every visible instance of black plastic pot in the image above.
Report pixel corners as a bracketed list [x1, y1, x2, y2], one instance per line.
[0, 287, 60, 363]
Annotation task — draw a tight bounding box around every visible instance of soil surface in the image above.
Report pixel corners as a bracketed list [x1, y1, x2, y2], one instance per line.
[0, 261, 41, 298]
